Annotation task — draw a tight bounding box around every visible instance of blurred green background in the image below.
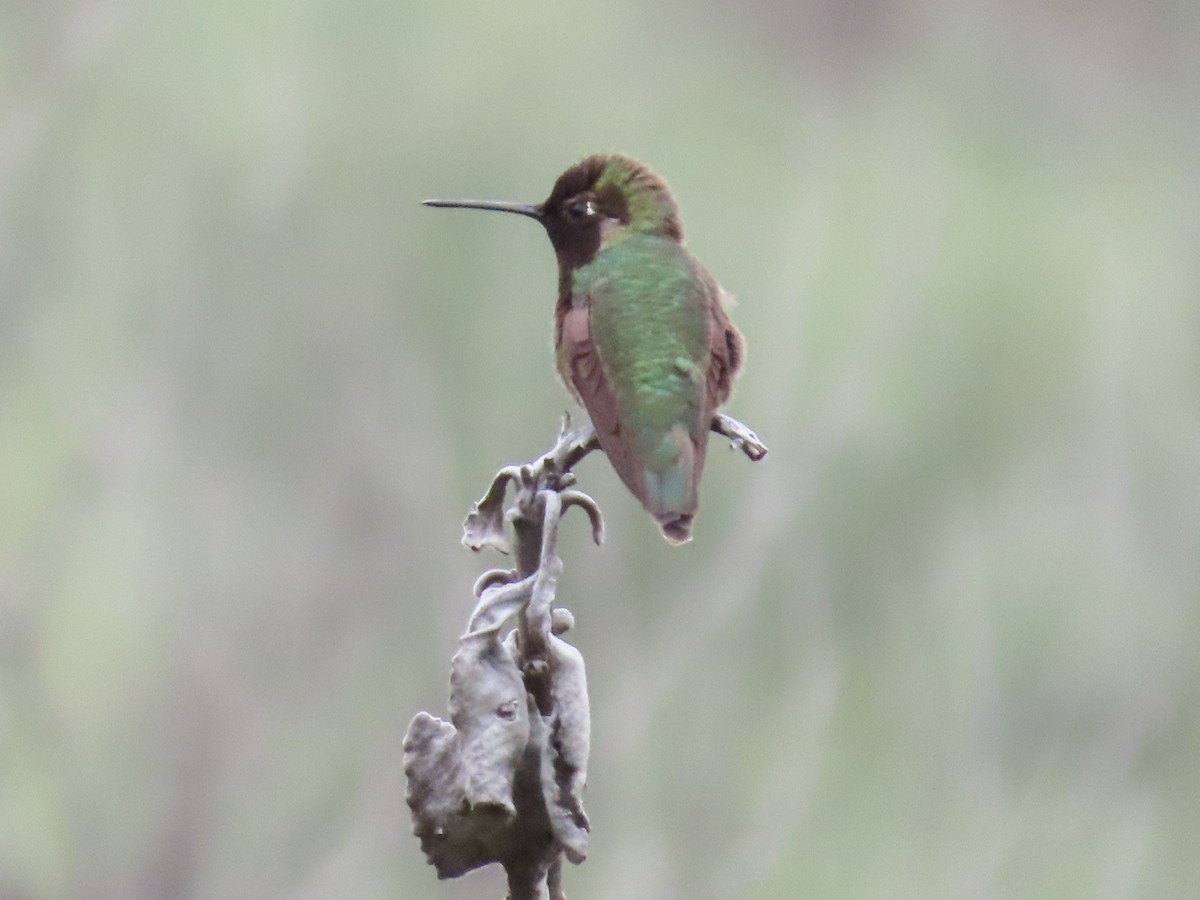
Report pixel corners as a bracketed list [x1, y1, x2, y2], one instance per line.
[3, 0, 1199, 897]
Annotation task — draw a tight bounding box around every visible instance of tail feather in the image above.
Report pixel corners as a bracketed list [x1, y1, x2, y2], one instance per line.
[657, 513, 694, 545]
[593, 420, 709, 545]
[641, 424, 701, 545]
[643, 463, 692, 517]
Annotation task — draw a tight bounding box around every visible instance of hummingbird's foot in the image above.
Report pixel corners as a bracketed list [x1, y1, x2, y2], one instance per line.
[711, 413, 769, 461]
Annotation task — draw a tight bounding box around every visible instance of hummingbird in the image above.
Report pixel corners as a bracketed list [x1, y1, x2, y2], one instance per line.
[424, 154, 745, 545]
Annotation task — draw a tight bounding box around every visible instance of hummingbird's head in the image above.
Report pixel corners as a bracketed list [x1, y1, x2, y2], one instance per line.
[536, 154, 684, 269]
[423, 154, 684, 271]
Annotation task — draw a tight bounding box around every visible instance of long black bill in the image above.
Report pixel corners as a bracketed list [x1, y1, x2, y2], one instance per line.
[422, 198, 543, 220]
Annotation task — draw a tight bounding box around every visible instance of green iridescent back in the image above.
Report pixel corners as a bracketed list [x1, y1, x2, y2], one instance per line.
[570, 234, 711, 466]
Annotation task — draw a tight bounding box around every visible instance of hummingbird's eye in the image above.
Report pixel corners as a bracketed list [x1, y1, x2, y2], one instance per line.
[565, 199, 596, 222]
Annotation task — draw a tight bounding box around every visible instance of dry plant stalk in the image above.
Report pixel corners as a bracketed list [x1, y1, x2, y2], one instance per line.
[403, 414, 766, 899]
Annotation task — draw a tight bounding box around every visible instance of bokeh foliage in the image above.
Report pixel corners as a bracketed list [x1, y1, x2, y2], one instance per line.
[2, 0, 1198, 897]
